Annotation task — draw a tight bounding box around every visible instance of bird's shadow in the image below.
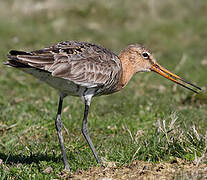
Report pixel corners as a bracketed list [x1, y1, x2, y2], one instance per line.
[0, 152, 60, 165]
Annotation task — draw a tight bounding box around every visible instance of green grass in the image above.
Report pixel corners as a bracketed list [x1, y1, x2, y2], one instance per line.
[0, 0, 207, 178]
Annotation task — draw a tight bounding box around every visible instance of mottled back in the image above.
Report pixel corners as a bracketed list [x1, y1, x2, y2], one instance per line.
[7, 41, 122, 95]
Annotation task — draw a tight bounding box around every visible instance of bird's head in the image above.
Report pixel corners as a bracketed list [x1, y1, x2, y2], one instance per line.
[119, 44, 201, 93]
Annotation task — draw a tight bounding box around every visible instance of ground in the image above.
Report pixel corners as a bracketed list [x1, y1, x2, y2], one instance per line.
[0, 0, 206, 179]
[71, 160, 207, 179]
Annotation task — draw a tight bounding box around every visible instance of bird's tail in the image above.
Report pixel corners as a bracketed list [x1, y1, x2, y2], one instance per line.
[4, 50, 32, 68]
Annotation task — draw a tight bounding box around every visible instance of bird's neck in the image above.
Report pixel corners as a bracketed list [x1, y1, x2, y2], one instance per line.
[117, 53, 135, 91]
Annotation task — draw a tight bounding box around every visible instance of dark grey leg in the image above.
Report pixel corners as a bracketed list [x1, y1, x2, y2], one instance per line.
[82, 98, 101, 163]
[55, 96, 70, 170]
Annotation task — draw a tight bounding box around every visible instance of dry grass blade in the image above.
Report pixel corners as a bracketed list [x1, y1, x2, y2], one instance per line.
[0, 124, 17, 132]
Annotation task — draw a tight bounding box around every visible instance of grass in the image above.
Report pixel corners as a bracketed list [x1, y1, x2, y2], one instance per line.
[0, 0, 207, 178]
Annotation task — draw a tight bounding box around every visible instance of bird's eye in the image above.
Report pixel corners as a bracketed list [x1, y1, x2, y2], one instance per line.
[142, 52, 150, 59]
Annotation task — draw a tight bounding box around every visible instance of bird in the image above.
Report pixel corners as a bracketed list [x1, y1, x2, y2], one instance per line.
[5, 41, 201, 170]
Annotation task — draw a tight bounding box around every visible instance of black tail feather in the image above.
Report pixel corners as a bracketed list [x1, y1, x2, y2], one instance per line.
[9, 50, 31, 56]
[4, 60, 31, 68]
[5, 50, 49, 73]
[5, 50, 32, 68]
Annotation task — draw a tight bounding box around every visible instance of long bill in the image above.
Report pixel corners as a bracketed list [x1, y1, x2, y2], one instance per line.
[151, 63, 201, 93]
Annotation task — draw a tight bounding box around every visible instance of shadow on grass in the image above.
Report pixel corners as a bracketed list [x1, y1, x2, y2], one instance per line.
[0, 152, 60, 165]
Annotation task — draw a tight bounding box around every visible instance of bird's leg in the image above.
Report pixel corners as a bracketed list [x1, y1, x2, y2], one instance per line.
[55, 96, 70, 171]
[82, 96, 101, 163]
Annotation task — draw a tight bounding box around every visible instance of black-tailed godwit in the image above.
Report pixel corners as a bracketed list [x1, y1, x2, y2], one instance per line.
[5, 41, 201, 170]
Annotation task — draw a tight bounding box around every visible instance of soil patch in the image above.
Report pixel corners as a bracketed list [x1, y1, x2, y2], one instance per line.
[68, 159, 207, 179]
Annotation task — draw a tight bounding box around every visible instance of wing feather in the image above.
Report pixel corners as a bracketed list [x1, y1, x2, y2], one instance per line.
[6, 41, 122, 89]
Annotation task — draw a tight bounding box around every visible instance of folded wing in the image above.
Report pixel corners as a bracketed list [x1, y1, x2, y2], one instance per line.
[6, 41, 122, 89]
